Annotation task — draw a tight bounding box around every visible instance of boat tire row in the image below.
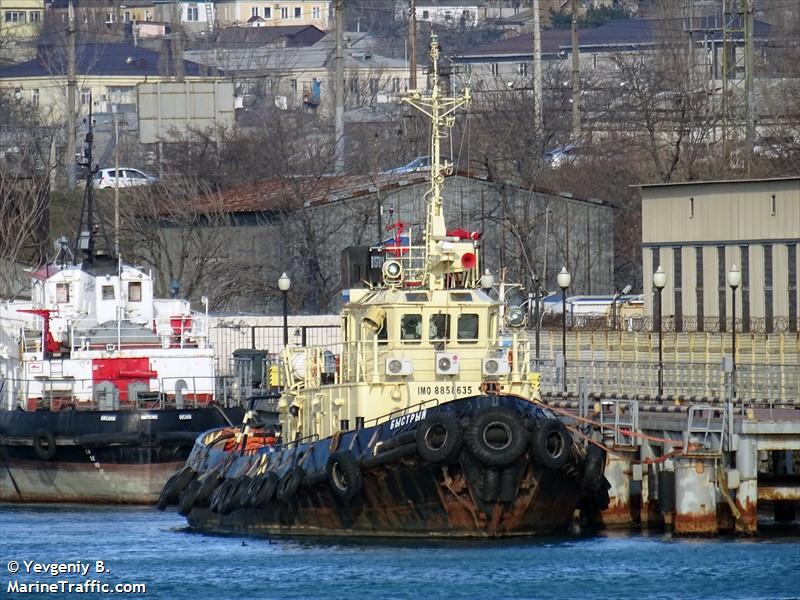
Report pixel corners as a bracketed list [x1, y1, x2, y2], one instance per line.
[164, 407, 575, 516]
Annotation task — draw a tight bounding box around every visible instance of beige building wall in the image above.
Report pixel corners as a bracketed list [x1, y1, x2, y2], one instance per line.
[0, 0, 43, 38]
[216, 0, 330, 28]
[641, 177, 800, 332]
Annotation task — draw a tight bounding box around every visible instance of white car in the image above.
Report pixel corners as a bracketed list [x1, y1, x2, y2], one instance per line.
[94, 168, 158, 189]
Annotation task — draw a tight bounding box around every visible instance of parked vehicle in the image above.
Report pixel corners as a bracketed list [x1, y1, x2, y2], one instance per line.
[94, 168, 157, 189]
[383, 155, 433, 174]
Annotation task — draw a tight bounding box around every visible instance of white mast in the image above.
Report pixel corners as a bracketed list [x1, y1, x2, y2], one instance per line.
[402, 35, 470, 290]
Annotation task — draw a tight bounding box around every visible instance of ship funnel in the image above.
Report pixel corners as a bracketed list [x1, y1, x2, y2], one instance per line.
[363, 306, 386, 333]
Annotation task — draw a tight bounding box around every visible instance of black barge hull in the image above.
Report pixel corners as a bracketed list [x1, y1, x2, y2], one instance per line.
[0, 406, 245, 504]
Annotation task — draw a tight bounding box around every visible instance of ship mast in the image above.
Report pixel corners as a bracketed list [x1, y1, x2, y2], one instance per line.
[402, 35, 469, 290]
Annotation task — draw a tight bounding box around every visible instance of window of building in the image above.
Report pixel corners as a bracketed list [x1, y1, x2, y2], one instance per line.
[5, 11, 26, 22]
[490, 63, 499, 77]
[400, 314, 422, 343]
[29, 11, 40, 22]
[102, 285, 115, 300]
[518, 62, 528, 77]
[312, 6, 320, 19]
[187, 6, 199, 21]
[56, 283, 70, 303]
[82, 13, 88, 24]
[429, 314, 450, 341]
[294, 6, 301, 18]
[689, 196, 694, 218]
[695, 247, 703, 331]
[80, 88, 91, 105]
[290, 79, 297, 93]
[123, 11, 131, 22]
[107, 86, 134, 104]
[788, 244, 797, 332]
[740, 245, 749, 332]
[264, 6, 271, 18]
[31, 88, 39, 107]
[251, 7, 258, 17]
[764, 244, 773, 333]
[673, 247, 682, 332]
[128, 282, 142, 302]
[422, 10, 429, 19]
[281, 7, 289, 18]
[457, 314, 479, 343]
[771, 193, 776, 216]
[717, 246, 726, 332]
[105, 12, 115, 23]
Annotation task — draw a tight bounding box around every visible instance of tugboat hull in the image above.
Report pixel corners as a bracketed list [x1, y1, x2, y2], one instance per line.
[177, 396, 592, 538]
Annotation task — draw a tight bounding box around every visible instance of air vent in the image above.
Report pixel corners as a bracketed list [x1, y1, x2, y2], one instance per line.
[482, 357, 510, 376]
[435, 352, 460, 375]
[385, 357, 413, 376]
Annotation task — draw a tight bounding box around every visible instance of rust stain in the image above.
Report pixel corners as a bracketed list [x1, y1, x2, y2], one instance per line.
[674, 510, 718, 535]
[599, 497, 632, 527]
[757, 485, 800, 502]
[639, 500, 662, 529]
[734, 498, 758, 535]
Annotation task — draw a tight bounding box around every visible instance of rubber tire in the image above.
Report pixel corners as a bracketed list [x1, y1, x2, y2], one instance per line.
[415, 412, 462, 464]
[224, 476, 252, 513]
[32, 429, 57, 461]
[157, 473, 180, 511]
[531, 419, 570, 470]
[276, 466, 304, 502]
[177, 479, 202, 516]
[326, 451, 362, 501]
[253, 472, 280, 507]
[464, 407, 528, 467]
[242, 476, 262, 508]
[210, 480, 233, 513]
[581, 444, 607, 491]
[194, 471, 222, 507]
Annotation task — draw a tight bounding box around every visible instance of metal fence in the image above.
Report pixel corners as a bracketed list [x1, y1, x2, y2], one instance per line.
[535, 358, 800, 405]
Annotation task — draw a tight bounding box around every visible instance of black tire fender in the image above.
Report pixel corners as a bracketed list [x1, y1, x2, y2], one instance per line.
[326, 450, 362, 501]
[464, 407, 528, 467]
[32, 429, 57, 461]
[276, 466, 304, 502]
[531, 419, 571, 470]
[253, 472, 280, 506]
[210, 480, 233, 513]
[193, 470, 222, 507]
[415, 412, 462, 464]
[157, 472, 180, 511]
[581, 444, 607, 491]
[177, 479, 202, 516]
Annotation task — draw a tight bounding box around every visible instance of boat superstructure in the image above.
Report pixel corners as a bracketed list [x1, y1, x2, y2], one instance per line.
[165, 37, 607, 537]
[0, 118, 248, 504]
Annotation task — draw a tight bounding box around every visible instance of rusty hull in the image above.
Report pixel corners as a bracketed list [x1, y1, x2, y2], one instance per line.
[187, 454, 583, 538]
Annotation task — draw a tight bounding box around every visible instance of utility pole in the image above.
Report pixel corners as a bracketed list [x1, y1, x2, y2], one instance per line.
[409, 0, 417, 89]
[66, 0, 77, 190]
[113, 105, 120, 257]
[532, 0, 542, 132]
[744, 0, 754, 176]
[570, 0, 580, 141]
[334, 0, 345, 174]
[171, 0, 184, 81]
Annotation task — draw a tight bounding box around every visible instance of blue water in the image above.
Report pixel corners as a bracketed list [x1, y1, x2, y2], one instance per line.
[1, 506, 799, 600]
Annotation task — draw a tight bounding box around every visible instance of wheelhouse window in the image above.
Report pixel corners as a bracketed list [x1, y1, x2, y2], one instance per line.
[56, 283, 70, 303]
[102, 285, 115, 300]
[128, 281, 142, 302]
[449, 292, 471, 302]
[457, 314, 479, 343]
[400, 314, 422, 343]
[429, 314, 450, 341]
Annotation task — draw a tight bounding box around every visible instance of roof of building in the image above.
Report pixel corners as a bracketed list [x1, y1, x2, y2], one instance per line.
[183, 45, 408, 73]
[199, 171, 609, 215]
[215, 25, 325, 47]
[638, 176, 800, 189]
[0, 42, 215, 79]
[461, 17, 773, 59]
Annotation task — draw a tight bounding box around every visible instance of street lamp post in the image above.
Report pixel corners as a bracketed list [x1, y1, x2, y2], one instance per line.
[727, 264, 741, 396]
[557, 267, 571, 393]
[652, 265, 667, 398]
[278, 272, 291, 347]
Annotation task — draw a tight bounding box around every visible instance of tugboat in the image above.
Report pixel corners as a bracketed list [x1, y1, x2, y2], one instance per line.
[0, 114, 252, 504]
[167, 37, 606, 537]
